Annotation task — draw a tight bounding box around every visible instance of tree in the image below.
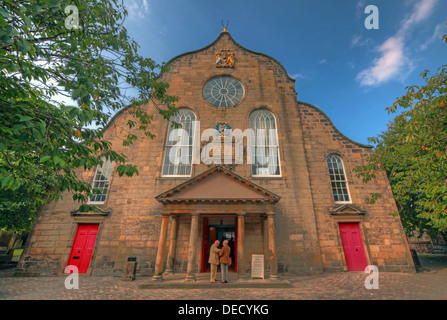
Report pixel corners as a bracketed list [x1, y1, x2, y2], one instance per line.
[0, 155, 51, 232]
[0, 0, 178, 231]
[354, 30, 447, 239]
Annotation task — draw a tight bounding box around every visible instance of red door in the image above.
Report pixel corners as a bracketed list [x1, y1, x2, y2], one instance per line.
[339, 223, 368, 271]
[67, 224, 99, 273]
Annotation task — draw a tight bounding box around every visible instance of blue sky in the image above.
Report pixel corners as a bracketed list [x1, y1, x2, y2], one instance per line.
[122, 0, 447, 145]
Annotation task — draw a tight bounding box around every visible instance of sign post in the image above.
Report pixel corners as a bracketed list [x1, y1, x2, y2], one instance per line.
[251, 254, 264, 279]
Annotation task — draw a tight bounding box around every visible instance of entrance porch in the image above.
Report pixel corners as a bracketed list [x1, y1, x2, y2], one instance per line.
[151, 165, 281, 282]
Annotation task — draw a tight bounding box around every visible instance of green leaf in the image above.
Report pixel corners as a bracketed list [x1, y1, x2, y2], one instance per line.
[16, 39, 31, 53]
[11, 179, 21, 191]
[0, 8, 11, 18]
[19, 115, 33, 122]
[53, 156, 64, 166]
[39, 155, 52, 163]
[1, 176, 14, 189]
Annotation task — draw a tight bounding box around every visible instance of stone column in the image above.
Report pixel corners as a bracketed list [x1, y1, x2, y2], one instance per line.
[267, 212, 279, 280]
[236, 213, 246, 280]
[186, 213, 199, 282]
[164, 215, 179, 275]
[152, 214, 170, 281]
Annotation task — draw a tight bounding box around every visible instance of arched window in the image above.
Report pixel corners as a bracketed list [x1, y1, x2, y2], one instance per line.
[88, 158, 114, 204]
[250, 109, 280, 176]
[327, 155, 351, 203]
[161, 108, 196, 176]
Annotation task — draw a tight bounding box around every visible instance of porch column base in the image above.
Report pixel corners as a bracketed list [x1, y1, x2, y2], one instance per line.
[236, 275, 248, 281]
[269, 274, 280, 281]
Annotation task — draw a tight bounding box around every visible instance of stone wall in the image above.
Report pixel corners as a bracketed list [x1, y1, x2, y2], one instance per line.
[17, 31, 415, 277]
[298, 102, 415, 273]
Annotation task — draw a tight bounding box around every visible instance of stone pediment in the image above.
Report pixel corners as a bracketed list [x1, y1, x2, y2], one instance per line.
[329, 204, 366, 216]
[70, 205, 112, 217]
[155, 165, 281, 204]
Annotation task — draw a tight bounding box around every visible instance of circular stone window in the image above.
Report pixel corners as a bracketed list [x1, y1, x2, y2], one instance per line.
[203, 75, 245, 107]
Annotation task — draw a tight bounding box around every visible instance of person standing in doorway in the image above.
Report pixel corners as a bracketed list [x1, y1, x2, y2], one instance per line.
[208, 240, 220, 283]
[219, 239, 231, 283]
[228, 237, 235, 268]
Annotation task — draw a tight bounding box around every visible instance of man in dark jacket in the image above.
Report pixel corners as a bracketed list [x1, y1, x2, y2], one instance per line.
[219, 239, 231, 283]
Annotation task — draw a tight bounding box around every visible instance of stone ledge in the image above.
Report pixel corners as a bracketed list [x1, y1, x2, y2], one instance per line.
[139, 280, 292, 289]
[138, 273, 292, 289]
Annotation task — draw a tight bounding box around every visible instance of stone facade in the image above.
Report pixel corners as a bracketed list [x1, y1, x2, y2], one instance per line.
[16, 30, 415, 277]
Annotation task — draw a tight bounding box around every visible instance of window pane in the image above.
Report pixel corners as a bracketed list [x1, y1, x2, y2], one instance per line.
[161, 109, 196, 176]
[250, 110, 280, 176]
[89, 159, 113, 204]
[327, 155, 350, 202]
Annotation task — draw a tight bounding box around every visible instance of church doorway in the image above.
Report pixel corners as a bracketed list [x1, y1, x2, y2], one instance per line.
[201, 217, 237, 273]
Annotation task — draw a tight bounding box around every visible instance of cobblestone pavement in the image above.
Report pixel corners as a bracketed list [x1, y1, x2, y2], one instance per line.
[1, 263, 446, 300]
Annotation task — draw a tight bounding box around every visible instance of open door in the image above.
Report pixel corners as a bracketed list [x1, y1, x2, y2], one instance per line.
[201, 218, 237, 272]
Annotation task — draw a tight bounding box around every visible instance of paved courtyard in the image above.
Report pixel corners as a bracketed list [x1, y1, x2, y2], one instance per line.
[0, 256, 446, 300]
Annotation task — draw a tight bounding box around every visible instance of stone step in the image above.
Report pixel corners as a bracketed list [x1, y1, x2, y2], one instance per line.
[139, 273, 291, 289]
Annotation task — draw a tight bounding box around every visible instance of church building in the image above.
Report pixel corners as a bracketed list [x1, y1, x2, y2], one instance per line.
[16, 28, 415, 279]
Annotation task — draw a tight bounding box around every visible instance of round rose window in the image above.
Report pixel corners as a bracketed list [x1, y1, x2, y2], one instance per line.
[203, 76, 244, 107]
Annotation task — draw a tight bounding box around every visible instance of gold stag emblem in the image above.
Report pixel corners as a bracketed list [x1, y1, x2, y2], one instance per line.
[216, 49, 235, 68]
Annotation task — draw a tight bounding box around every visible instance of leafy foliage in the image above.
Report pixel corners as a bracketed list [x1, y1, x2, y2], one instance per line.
[354, 30, 447, 237]
[0, 0, 178, 231]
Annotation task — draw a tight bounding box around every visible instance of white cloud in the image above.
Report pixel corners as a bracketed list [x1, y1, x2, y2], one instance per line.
[356, 37, 406, 86]
[419, 23, 446, 50]
[350, 34, 373, 48]
[399, 0, 438, 36]
[355, 0, 367, 19]
[356, 0, 439, 86]
[289, 73, 305, 80]
[124, 0, 150, 21]
[318, 59, 327, 64]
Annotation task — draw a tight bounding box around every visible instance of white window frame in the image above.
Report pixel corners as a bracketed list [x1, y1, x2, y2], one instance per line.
[161, 108, 196, 177]
[250, 109, 281, 177]
[87, 158, 114, 205]
[327, 154, 352, 204]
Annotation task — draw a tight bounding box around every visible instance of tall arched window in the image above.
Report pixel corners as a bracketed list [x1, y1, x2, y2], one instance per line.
[161, 108, 196, 176]
[327, 155, 351, 203]
[250, 109, 280, 176]
[88, 157, 114, 204]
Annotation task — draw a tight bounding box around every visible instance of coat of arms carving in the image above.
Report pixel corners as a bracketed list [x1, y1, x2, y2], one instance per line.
[215, 122, 230, 137]
[215, 49, 235, 68]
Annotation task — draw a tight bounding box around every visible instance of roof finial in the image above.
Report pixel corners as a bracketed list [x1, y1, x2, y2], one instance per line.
[221, 20, 229, 32]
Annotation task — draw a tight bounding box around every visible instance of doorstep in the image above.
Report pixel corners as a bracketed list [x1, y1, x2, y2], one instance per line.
[138, 272, 291, 289]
